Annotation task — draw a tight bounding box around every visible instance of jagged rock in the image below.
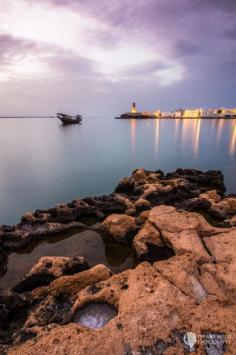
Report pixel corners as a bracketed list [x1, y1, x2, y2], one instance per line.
[0, 291, 27, 327]
[32, 264, 112, 300]
[21, 212, 36, 224]
[124, 208, 136, 216]
[137, 210, 150, 223]
[114, 177, 135, 194]
[0, 168, 228, 257]
[102, 214, 138, 244]
[117, 168, 226, 210]
[0, 221, 89, 251]
[197, 190, 236, 220]
[93, 194, 134, 214]
[24, 265, 112, 328]
[148, 206, 211, 262]
[7, 262, 236, 355]
[132, 168, 146, 181]
[1, 168, 236, 354]
[134, 197, 151, 211]
[12, 256, 89, 293]
[209, 197, 236, 219]
[199, 190, 221, 203]
[133, 220, 165, 261]
[165, 169, 226, 194]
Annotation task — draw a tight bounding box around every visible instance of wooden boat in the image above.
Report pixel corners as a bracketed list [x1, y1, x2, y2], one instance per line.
[57, 113, 82, 124]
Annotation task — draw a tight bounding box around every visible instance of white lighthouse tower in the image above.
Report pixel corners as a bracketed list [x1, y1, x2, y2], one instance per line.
[131, 102, 137, 114]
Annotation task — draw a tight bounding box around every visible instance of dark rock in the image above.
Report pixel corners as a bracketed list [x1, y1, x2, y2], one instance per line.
[0, 291, 28, 344]
[12, 273, 56, 294]
[0, 252, 8, 278]
[13, 328, 37, 346]
[25, 295, 73, 328]
[115, 178, 135, 194]
[0, 291, 26, 322]
[87, 285, 102, 295]
[117, 323, 123, 330]
[1, 221, 89, 252]
[166, 169, 226, 195]
[1, 225, 15, 233]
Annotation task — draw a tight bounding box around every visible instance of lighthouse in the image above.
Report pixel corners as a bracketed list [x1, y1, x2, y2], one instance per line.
[131, 102, 137, 114]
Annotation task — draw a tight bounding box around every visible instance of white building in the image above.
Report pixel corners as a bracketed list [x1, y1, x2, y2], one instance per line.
[201, 109, 220, 118]
[161, 111, 175, 118]
[182, 109, 202, 118]
[174, 111, 182, 118]
[219, 108, 236, 118]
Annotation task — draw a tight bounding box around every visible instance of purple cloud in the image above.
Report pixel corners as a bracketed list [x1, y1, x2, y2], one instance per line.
[0, 0, 235, 115]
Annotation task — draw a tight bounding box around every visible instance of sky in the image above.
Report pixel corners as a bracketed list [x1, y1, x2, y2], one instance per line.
[0, 0, 235, 116]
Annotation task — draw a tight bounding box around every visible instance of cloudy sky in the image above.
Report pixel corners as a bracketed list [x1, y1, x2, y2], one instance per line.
[0, 0, 235, 116]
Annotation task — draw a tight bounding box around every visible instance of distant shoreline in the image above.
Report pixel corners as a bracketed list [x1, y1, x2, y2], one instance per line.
[115, 116, 236, 120]
[0, 116, 55, 118]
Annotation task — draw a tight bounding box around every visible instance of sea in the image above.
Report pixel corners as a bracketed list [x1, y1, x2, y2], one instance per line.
[0, 116, 235, 288]
[0, 116, 235, 226]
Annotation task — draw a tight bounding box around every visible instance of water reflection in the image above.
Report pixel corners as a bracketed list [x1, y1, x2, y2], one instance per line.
[174, 118, 181, 142]
[130, 119, 136, 157]
[154, 119, 160, 153]
[216, 119, 224, 145]
[1, 117, 236, 225]
[194, 119, 201, 158]
[230, 120, 236, 156]
[129, 118, 236, 162]
[0, 230, 134, 291]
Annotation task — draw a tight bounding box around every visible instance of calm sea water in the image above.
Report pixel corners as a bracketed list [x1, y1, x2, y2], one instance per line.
[0, 117, 236, 225]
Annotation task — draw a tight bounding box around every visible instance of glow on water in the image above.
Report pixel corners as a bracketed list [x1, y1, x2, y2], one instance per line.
[0, 117, 235, 225]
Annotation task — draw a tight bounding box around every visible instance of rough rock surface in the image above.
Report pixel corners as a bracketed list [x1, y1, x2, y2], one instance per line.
[7, 260, 236, 355]
[132, 220, 175, 261]
[12, 256, 89, 293]
[2, 205, 236, 354]
[1, 168, 236, 354]
[198, 190, 236, 220]
[102, 214, 138, 244]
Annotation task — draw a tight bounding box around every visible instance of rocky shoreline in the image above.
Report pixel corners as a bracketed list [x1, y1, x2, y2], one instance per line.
[0, 168, 236, 354]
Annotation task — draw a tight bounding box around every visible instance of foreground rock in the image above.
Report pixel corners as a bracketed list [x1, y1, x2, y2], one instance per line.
[0, 265, 112, 349]
[0, 204, 235, 354]
[12, 256, 89, 293]
[102, 214, 138, 244]
[1, 168, 236, 354]
[115, 168, 225, 202]
[199, 190, 236, 220]
[7, 259, 236, 354]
